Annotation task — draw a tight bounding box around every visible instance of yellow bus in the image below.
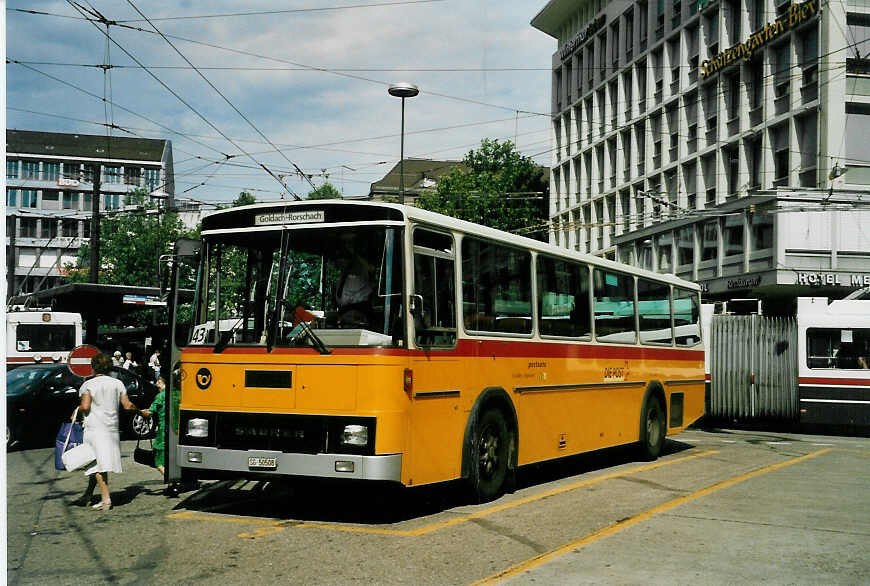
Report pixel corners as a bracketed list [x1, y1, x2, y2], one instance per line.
[166, 200, 704, 501]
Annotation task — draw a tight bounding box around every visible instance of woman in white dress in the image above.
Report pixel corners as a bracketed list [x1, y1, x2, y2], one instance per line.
[71, 353, 143, 510]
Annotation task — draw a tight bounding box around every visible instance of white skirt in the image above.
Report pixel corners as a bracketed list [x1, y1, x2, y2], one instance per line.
[83, 428, 123, 475]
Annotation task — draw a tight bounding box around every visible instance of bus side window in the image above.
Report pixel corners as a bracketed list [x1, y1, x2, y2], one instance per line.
[592, 269, 636, 343]
[637, 278, 673, 345]
[462, 238, 532, 335]
[413, 229, 456, 347]
[673, 287, 701, 346]
[537, 255, 591, 339]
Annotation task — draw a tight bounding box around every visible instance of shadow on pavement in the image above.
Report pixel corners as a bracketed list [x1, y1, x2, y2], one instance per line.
[173, 438, 696, 525]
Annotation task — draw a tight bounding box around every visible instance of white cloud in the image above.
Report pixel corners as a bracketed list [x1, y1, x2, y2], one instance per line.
[8, 0, 556, 201]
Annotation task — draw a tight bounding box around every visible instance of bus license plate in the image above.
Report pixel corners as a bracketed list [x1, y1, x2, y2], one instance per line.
[248, 456, 277, 469]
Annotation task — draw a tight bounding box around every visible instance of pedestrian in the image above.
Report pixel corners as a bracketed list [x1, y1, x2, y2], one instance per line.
[70, 352, 143, 510]
[148, 349, 161, 382]
[122, 351, 137, 371]
[141, 376, 166, 476]
[112, 350, 122, 367]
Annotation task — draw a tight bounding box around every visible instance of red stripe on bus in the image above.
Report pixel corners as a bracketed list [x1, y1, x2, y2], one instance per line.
[6, 356, 62, 363]
[182, 339, 703, 361]
[798, 376, 870, 387]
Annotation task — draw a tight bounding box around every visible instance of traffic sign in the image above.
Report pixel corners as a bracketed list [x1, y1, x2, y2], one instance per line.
[68, 344, 101, 377]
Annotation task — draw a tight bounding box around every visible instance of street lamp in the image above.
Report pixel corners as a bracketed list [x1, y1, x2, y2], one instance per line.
[388, 82, 419, 205]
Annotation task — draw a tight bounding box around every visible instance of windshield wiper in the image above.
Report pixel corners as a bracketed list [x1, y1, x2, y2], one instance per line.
[214, 317, 245, 354]
[283, 302, 331, 355]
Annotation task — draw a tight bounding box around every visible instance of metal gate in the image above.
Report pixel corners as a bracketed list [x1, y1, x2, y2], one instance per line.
[709, 315, 799, 421]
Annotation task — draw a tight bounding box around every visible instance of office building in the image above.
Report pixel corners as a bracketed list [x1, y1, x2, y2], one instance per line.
[6, 129, 174, 296]
[532, 0, 870, 307]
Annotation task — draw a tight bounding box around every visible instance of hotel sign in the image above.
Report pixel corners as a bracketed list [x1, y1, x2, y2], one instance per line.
[796, 272, 870, 287]
[559, 15, 606, 61]
[699, 0, 818, 79]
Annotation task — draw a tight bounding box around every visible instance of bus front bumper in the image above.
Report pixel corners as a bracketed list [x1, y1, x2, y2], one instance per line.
[177, 446, 403, 482]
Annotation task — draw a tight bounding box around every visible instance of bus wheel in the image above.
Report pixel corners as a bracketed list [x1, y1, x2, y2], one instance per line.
[473, 409, 510, 502]
[639, 395, 666, 461]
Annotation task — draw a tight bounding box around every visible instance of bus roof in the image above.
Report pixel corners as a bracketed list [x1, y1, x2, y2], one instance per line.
[202, 200, 701, 292]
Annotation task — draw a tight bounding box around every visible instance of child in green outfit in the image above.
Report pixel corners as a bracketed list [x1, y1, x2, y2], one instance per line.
[142, 376, 166, 475]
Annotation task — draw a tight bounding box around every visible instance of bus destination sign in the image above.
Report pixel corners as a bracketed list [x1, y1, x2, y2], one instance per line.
[255, 210, 326, 226]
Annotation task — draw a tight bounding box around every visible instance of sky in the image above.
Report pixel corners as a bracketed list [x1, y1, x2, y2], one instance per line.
[7, 0, 558, 206]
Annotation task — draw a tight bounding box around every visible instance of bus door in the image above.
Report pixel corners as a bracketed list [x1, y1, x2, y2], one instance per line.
[408, 227, 463, 486]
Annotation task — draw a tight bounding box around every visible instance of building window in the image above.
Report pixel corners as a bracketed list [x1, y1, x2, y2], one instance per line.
[21, 189, 38, 208]
[612, 23, 620, 66]
[42, 190, 60, 210]
[672, 0, 682, 29]
[702, 154, 717, 205]
[678, 226, 694, 266]
[751, 0, 764, 31]
[746, 135, 762, 189]
[704, 9, 719, 54]
[125, 167, 142, 186]
[625, 11, 634, 60]
[639, 1, 648, 49]
[657, 232, 673, 273]
[726, 74, 740, 122]
[682, 161, 697, 208]
[622, 130, 632, 182]
[724, 146, 739, 197]
[655, 0, 665, 39]
[63, 192, 78, 210]
[41, 219, 58, 239]
[105, 166, 122, 184]
[771, 123, 789, 185]
[83, 221, 90, 239]
[746, 57, 763, 112]
[723, 215, 743, 257]
[44, 163, 60, 181]
[620, 189, 632, 232]
[7, 160, 18, 179]
[7, 189, 18, 206]
[62, 219, 78, 238]
[599, 32, 608, 80]
[20, 218, 38, 238]
[701, 220, 718, 261]
[22, 161, 40, 180]
[104, 193, 121, 210]
[774, 42, 790, 97]
[751, 212, 773, 250]
[83, 165, 97, 183]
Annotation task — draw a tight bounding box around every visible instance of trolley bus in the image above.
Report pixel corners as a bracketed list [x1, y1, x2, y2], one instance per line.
[6, 309, 83, 370]
[798, 296, 870, 428]
[166, 200, 705, 500]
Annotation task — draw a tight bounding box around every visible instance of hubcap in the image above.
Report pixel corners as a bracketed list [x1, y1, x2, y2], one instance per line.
[479, 426, 499, 479]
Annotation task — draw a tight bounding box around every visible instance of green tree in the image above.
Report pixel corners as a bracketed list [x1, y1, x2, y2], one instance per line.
[233, 191, 257, 206]
[307, 182, 341, 200]
[416, 139, 548, 238]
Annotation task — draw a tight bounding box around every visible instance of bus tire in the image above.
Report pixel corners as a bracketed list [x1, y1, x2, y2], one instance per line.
[471, 409, 511, 503]
[638, 394, 666, 461]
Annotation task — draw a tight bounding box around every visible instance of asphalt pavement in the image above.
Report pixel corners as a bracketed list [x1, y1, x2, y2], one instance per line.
[6, 429, 870, 585]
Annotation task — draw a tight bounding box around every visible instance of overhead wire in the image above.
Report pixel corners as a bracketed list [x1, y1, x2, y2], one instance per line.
[67, 1, 303, 198]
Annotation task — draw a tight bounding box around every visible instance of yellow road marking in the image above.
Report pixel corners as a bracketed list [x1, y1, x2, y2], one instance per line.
[472, 447, 833, 585]
[168, 449, 719, 538]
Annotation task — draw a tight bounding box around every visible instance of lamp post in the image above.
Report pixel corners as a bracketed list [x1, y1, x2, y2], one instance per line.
[388, 82, 419, 205]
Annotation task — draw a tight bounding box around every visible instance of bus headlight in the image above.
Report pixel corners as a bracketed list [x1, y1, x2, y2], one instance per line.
[341, 424, 368, 446]
[187, 418, 209, 438]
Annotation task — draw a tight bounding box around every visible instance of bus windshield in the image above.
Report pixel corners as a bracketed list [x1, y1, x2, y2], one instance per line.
[191, 225, 405, 348]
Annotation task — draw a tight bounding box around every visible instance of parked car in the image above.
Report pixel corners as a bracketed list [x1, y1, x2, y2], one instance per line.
[6, 364, 159, 448]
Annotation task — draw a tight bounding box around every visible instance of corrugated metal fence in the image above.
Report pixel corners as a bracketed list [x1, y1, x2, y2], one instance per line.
[709, 315, 799, 421]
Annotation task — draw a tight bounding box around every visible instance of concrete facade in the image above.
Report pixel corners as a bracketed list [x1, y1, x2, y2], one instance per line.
[5, 130, 174, 297]
[532, 0, 870, 307]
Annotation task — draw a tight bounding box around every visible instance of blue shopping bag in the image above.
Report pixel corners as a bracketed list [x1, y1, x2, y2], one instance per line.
[55, 421, 84, 471]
